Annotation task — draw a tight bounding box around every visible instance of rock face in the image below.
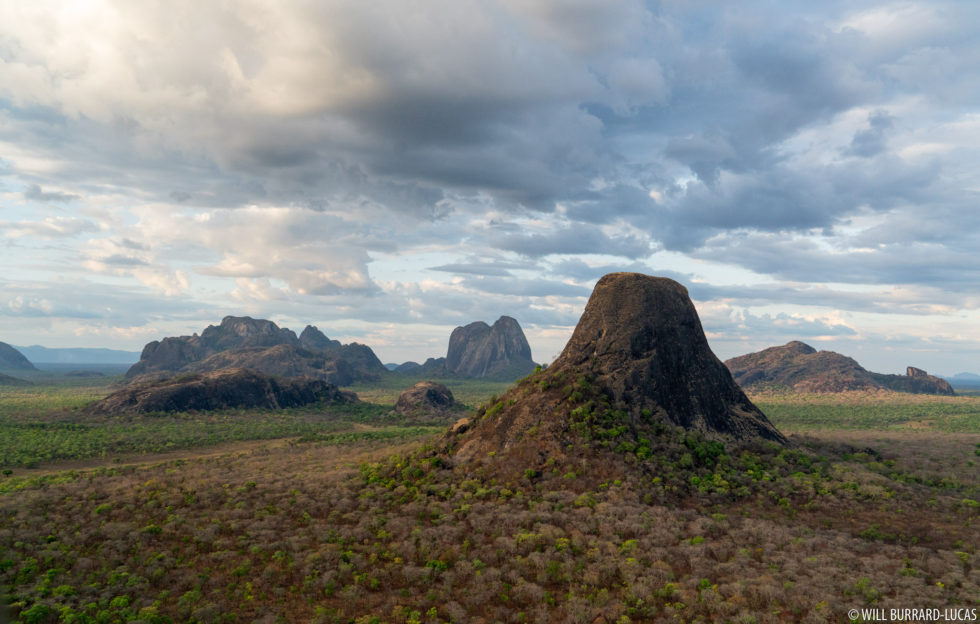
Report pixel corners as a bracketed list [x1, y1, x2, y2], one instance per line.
[89, 368, 356, 414]
[0, 342, 36, 371]
[395, 381, 458, 418]
[191, 345, 357, 385]
[445, 316, 535, 379]
[408, 317, 536, 380]
[126, 316, 387, 385]
[726, 342, 954, 395]
[298, 325, 341, 351]
[452, 273, 786, 465]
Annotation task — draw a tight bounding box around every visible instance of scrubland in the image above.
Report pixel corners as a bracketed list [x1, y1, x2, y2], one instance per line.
[1, 377, 978, 623]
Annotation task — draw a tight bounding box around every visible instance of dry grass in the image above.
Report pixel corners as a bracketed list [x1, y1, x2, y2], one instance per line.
[2, 387, 979, 622]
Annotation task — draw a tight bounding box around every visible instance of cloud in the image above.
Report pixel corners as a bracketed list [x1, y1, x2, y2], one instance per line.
[845, 110, 895, 157]
[23, 184, 77, 202]
[491, 223, 653, 259]
[1, 216, 98, 238]
[459, 276, 590, 298]
[1, 1, 980, 373]
[428, 260, 527, 277]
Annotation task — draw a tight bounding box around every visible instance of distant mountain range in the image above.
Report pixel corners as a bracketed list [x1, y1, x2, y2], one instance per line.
[15, 345, 140, 364]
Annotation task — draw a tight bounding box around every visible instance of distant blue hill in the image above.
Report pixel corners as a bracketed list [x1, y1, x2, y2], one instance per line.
[15, 345, 140, 365]
[945, 372, 980, 388]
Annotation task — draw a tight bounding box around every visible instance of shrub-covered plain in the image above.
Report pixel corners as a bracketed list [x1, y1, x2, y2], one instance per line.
[1, 381, 979, 622]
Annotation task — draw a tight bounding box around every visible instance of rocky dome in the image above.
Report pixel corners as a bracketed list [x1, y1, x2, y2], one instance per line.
[726, 342, 874, 393]
[199, 316, 298, 351]
[126, 317, 386, 384]
[446, 316, 535, 379]
[89, 368, 356, 415]
[394, 381, 458, 419]
[450, 273, 786, 467]
[726, 342, 954, 395]
[0, 342, 36, 371]
[411, 316, 536, 380]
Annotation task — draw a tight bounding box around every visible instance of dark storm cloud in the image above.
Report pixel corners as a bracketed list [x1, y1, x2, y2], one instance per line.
[845, 110, 895, 158]
[2, 0, 970, 244]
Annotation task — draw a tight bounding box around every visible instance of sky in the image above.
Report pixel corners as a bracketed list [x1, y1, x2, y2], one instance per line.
[2, 1, 980, 375]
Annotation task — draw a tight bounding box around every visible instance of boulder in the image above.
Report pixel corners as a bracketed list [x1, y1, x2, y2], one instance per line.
[395, 381, 458, 418]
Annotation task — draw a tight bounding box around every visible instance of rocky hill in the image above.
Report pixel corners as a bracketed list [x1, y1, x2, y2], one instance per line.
[447, 273, 785, 477]
[89, 368, 356, 414]
[0, 342, 36, 371]
[407, 316, 537, 380]
[725, 342, 954, 395]
[126, 317, 387, 385]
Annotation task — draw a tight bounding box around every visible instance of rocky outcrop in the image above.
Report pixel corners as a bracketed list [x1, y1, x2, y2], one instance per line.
[393, 317, 537, 381]
[395, 381, 459, 419]
[199, 316, 298, 351]
[298, 325, 341, 351]
[445, 316, 536, 379]
[89, 368, 356, 414]
[126, 316, 386, 384]
[872, 368, 954, 395]
[450, 273, 785, 468]
[726, 342, 877, 393]
[726, 342, 955, 395]
[0, 342, 36, 371]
